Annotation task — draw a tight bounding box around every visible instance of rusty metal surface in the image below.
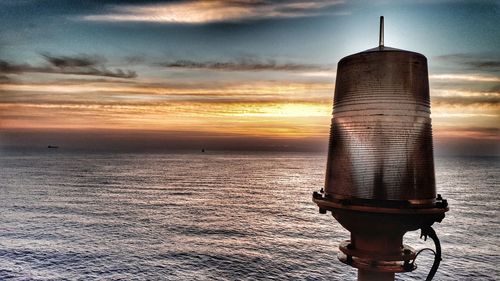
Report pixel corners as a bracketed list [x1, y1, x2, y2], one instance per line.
[339, 241, 416, 262]
[338, 253, 416, 274]
[324, 49, 436, 202]
[312, 196, 448, 215]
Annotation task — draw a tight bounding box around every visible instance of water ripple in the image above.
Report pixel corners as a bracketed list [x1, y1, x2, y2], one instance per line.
[0, 152, 498, 280]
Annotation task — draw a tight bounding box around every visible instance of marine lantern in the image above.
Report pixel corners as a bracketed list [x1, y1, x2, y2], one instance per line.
[313, 17, 448, 281]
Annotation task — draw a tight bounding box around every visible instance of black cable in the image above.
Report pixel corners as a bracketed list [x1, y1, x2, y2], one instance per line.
[419, 226, 442, 281]
[413, 248, 436, 260]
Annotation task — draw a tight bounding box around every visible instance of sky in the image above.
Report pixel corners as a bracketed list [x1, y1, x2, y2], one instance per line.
[0, 0, 499, 154]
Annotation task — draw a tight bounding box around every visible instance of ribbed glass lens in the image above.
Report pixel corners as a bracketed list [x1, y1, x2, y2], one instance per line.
[325, 50, 436, 202]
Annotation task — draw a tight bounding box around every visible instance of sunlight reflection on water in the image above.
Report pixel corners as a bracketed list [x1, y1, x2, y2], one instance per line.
[0, 152, 498, 280]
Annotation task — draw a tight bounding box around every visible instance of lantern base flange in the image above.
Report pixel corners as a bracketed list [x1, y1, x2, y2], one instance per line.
[312, 191, 448, 281]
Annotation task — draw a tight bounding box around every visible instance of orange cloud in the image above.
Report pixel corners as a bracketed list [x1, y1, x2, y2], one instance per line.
[82, 0, 344, 24]
[2, 74, 498, 143]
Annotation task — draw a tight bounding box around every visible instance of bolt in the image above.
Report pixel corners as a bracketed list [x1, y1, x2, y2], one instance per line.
[346, 255, 353, 264]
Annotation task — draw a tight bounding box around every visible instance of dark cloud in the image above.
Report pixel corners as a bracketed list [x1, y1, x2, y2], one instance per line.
[0, 61, 29, 73]
[47, 77, 140, 85]
[159, 59, 332, 72]
[41, 53, 104, 68]
[436, 53, 500, 72]
[437, 127, 500, 139]
[0, 54, 137, 78]
[490, 84, 500, 92]
[432, 95, 499, 107]
[0, 75, 11, 82]
[466, 127, 499, 135]
[469, 61, 500, 69]
[124, 55, 146, 64]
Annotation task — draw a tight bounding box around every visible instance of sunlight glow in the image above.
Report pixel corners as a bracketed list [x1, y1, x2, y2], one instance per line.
[82, 0, 343, 24]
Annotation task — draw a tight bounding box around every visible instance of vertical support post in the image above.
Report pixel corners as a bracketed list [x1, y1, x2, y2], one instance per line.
[379, 16, 384, 47]
[349, 226, 400, 281]
[358, 270, 394, 281]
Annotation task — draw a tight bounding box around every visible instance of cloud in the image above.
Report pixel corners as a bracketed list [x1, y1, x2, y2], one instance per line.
[436, 53, 500, 72]
[0, 75, 11, 82]
[40, 53, 104, 68]
[124, 55, 146, 65]
[0, 54, 137, 79]
[0, 80, 334, 105]
[430, 74, 500, 83]
[80, 0, 346, 24]
[435, 126, 499, 140]
[432, 96, 499, 108]
[159, 59, 332, 72]
[430, 88, 499, 114]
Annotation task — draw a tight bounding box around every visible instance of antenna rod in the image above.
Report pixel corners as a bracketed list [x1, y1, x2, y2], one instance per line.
[379, 16, 384, 47]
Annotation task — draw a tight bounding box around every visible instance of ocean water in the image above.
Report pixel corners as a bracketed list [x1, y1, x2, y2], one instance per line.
[0, 151, 498, 280]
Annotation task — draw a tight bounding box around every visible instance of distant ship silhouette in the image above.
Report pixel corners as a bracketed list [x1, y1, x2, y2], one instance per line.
[47, 145, 59, 149]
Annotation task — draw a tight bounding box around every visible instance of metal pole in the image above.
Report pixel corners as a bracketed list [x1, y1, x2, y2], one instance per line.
[351, 231, 399, 281]
[379, 16, 384, 47]
[358, 270, 394, 281]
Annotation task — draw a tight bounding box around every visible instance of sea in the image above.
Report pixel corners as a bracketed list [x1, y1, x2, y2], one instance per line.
[0, 151, 498, 280]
